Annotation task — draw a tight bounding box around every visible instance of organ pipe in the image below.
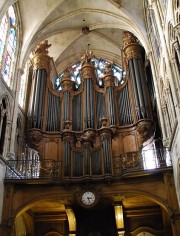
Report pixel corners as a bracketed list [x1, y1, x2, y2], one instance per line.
[80, 50, 96, 129]
[64, 141, 71, 176]
[123, 31, 152, 121]
[103, 63, 116, 126]
[30, 40, 52, 130]
[61, 69, 73, 129]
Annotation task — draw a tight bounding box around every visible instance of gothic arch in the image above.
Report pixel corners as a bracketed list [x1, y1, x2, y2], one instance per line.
[0, 95, 10, 155]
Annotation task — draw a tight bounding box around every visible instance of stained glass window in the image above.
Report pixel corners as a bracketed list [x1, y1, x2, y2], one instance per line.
[0, 15, 8, 62]
[148, 10, 161, 60]
[55, 58, 126, 92]
[0, 5, 17, 87]
[19, 62, 28, 108]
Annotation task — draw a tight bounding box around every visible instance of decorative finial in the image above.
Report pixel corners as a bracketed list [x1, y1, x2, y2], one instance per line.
[33, 40, 51, 55]
[80, 48, 95, 66]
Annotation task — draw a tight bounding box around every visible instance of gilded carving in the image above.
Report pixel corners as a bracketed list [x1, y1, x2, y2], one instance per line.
[137, 120, 155, 146]
[101, 117, 108, 127]
[103, 75, 115, 88]
[64, 120, 72, 129]
[99, 127, 112, 140]
[34, 40, 51, 55]
[80, 50, 95, 66]
[80, 68, 95, 79]
[31, 40, 51, 72]
[61, 69, 73, 91]
[28, 129, 42, 149]
[123, 31, 144, 60]
[123, 31, 137, 46]
[61, 130, 75, 143]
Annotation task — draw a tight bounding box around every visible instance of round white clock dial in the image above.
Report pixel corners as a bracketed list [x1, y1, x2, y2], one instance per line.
[81, 191, 96, 205]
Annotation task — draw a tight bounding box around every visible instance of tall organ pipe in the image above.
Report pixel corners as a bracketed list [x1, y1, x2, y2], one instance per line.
[30, 40, 52, 130]
[103, 68, 116, 126]
[123, 31, 153, 122]
[133, 58, 145, 118]
[64, 141, 71, 176]
[84, 147, 90, 175]
[80, 58, 96, 129]
[128, 59, 141, 120]
[138, 59, 149, 117]
[61, 69, 73, 129]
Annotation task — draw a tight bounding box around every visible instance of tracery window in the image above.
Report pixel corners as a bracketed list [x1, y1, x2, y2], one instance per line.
[147, 10, 161, 60]
[55, 58, 126, 92]
[18, 62, 29, 108]
[0, 5, 17, 87]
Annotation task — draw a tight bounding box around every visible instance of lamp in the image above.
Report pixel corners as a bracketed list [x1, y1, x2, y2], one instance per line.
[66, 208, 76, 236]
[114, 204, 125, 236]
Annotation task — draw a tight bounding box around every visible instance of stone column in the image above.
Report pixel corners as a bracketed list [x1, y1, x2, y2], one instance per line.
[163, 173, 180, 236]
[174, 41, 180, 64]
[8, 68, 23, 159]
[150, 0, 178, 113]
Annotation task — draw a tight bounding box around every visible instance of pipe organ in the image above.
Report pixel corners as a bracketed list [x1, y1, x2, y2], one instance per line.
[27, 32, 155, 180]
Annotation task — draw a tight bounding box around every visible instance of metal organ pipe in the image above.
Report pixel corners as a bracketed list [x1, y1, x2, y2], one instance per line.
[64, 141, 71, 176]
[80, 60, 95, 129]
[84, 146, 90, 175]
[103, 69, 116, 126]
[123, 31, 153, 123]
[138, 59, 149, 118]
[30, 41, 52, 131]
[133, 58, 145, 118]
[89, 78, 94, 128]
[128, 59, 141, 120]
[32, 69, 40, 126]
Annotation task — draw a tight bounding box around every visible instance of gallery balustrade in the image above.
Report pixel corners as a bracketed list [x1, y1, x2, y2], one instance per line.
[4, 148, 172, 181]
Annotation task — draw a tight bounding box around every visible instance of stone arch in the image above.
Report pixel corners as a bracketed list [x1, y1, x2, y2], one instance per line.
[11, 195, 76, 236]
[0, 95, 10, 156]
[44, 232, 63, 236]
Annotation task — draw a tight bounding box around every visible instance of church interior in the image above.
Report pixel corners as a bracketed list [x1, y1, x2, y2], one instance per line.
[0, 0, 180, 235]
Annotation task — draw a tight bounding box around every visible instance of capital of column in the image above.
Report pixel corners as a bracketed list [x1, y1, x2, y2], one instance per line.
[17, 68, 24, 77]
[174, 41, 180, 52]
[170, 54, 176, 63]
[174, 23, 180, 36]
[122, 31, 144, 60]
[31, 40, 52, 73]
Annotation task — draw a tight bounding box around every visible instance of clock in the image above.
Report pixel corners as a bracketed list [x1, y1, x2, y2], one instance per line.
[82, 191, 96, 205]
[79, 190, 98, 208]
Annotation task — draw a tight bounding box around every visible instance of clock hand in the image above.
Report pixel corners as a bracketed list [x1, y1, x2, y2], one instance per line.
[87, 197, 92, 202]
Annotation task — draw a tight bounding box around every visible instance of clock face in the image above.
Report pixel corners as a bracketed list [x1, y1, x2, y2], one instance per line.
[81, 191, 96, 206]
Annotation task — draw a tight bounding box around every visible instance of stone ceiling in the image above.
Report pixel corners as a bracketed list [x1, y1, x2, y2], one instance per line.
[2, 0, 148, 73]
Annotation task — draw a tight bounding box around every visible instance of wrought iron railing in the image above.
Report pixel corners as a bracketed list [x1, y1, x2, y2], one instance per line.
[5, 159, 62, 180]
[4, 148, 172, 181]
[113, 148, 172, 176]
